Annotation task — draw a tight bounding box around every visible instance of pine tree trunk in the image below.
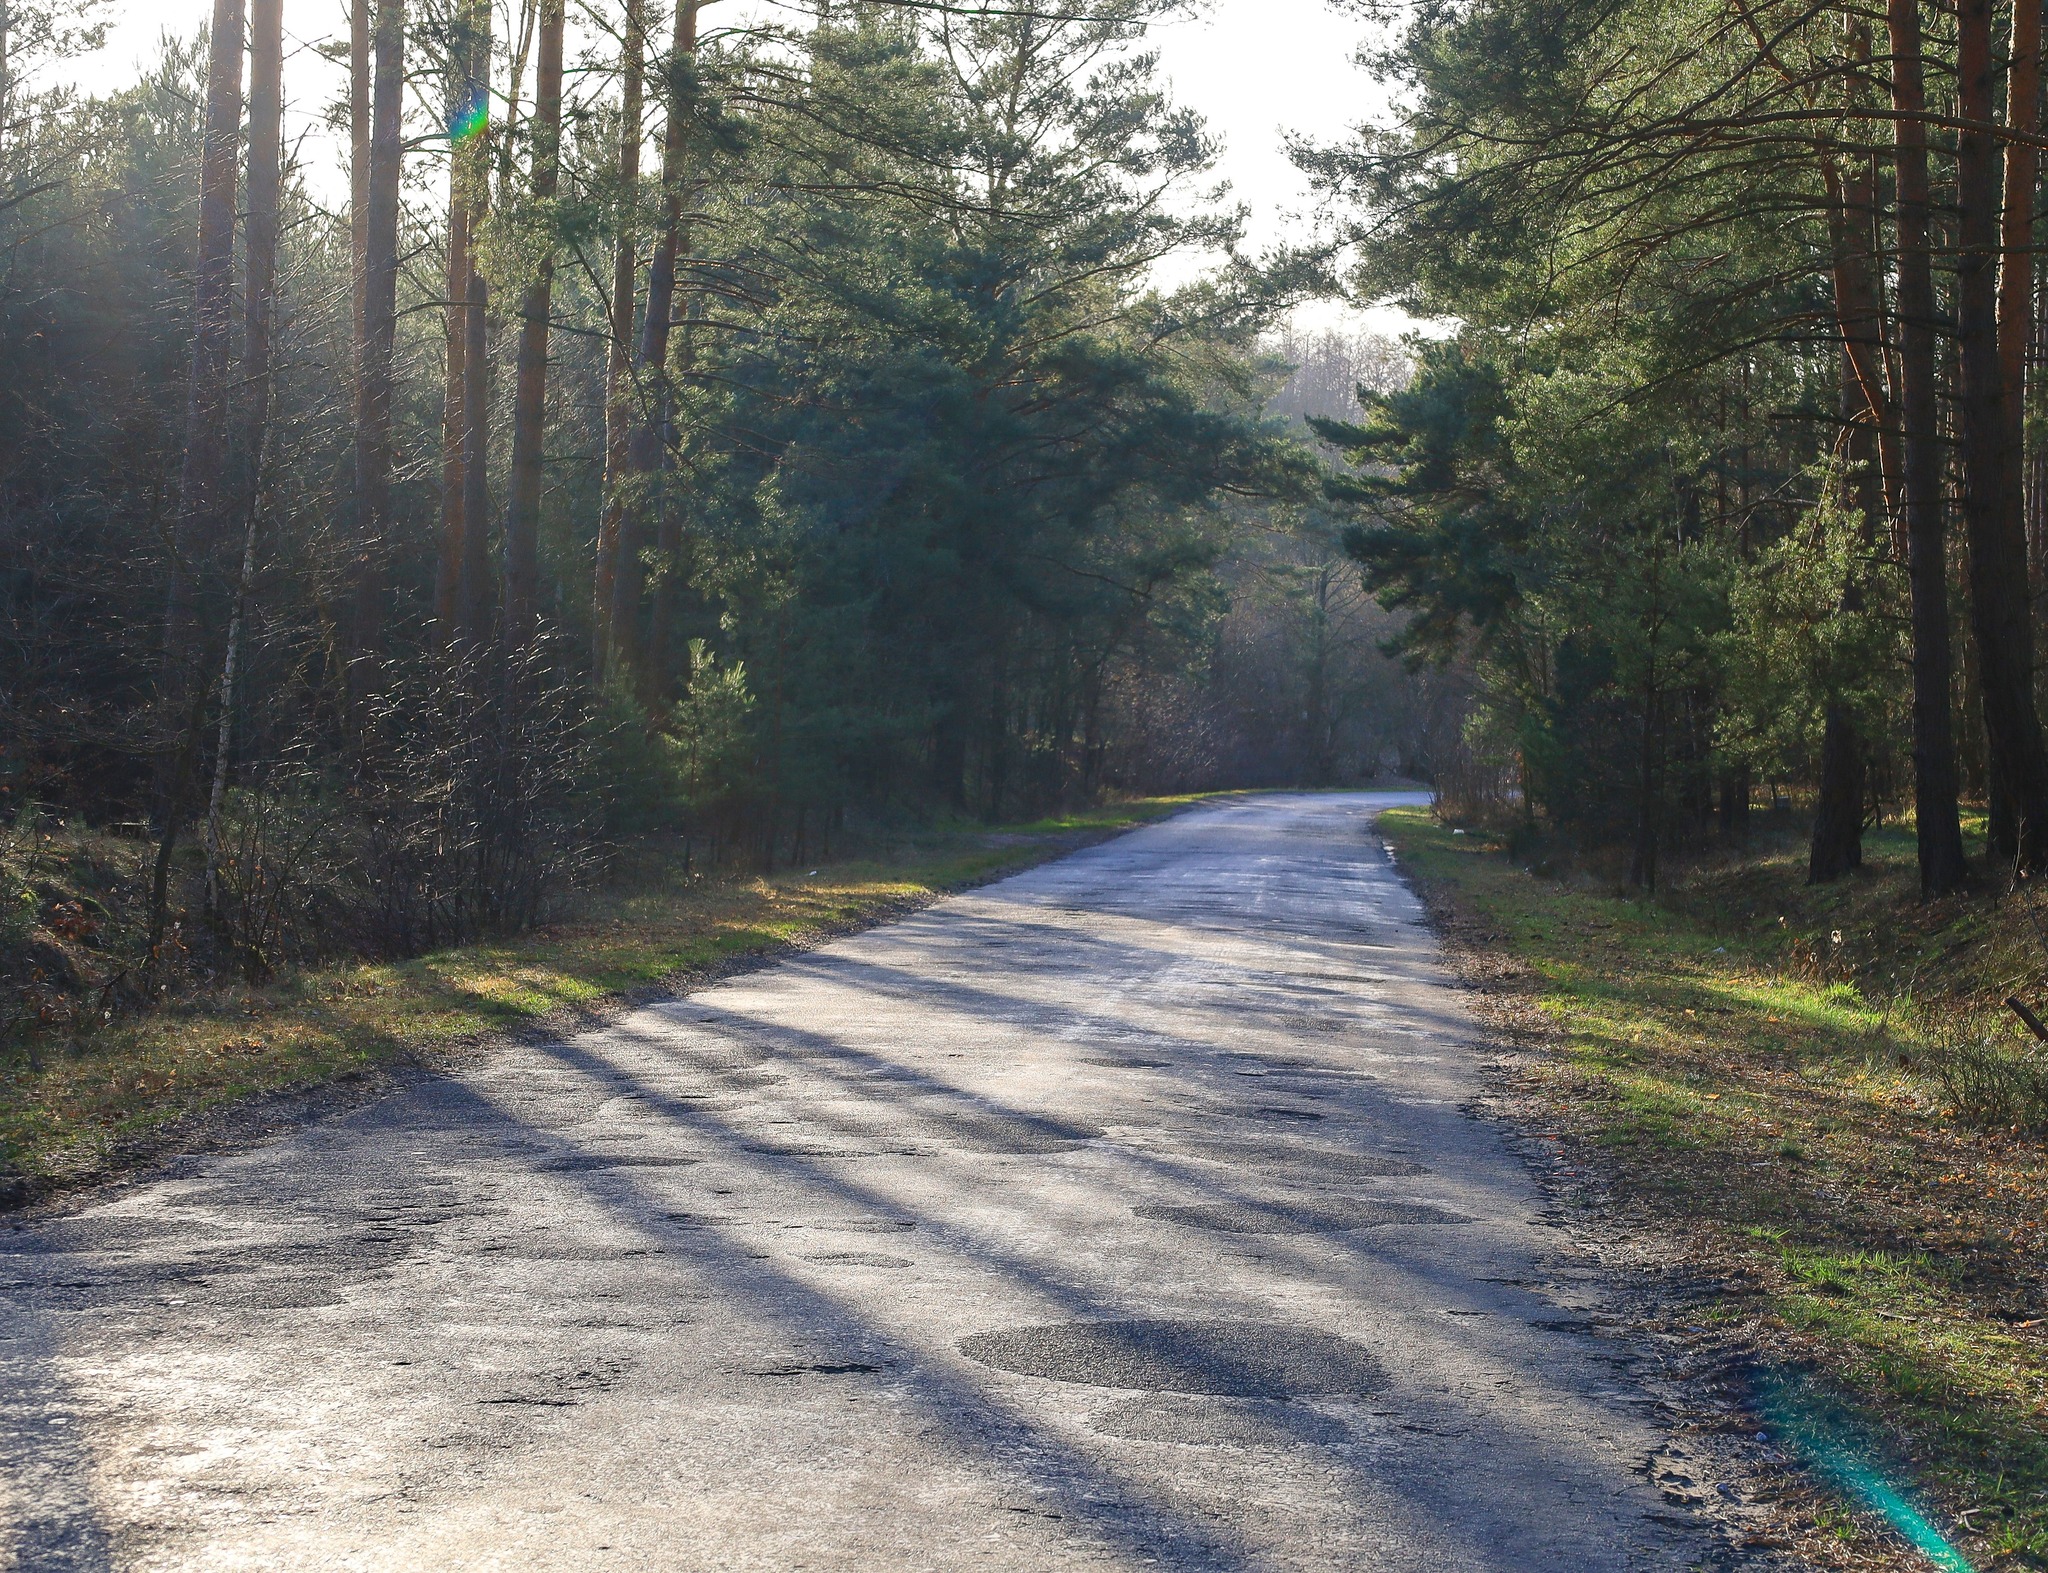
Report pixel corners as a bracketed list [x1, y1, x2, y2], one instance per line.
[2031, 256, 2048, 590]
[1809, 704, 1867, 881]
[501, 0, 565, 647]
[204, 0, 283, 916]
[1890, 0, 1970, 895]
[592, 0, 646, 674]
[350, 0, 405, 670]
[460, 259, 493, 641]
[0, 2, 11, 158]
[437, 0, 489, 637]
[164, 0, 245, 685]
[2001, 0, 2042, 523]
[1957, 0, 2048, 869]
[1630, 682, 1663, 891]
[1821, 152, 1898, 521]
[436, 180, 470, 632]
[613, 0, 700, 698]
[1811, 356, 1879, 883]
[1719, 765, 1750, 837]
[454, 0, 494, 642]
[2003, 0, 2045, 718]
[155, 0, 244, 945]
[350, 0, 369, 360]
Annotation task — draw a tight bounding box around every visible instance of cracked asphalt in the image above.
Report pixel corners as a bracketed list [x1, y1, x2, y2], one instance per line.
[0, 792, 1743, 1571]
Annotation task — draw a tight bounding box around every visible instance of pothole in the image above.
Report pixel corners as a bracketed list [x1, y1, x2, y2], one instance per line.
[210, 1275, 345, 1310]
[1238, 1106, 1324, 1122]
[1133, 1199, 1463, 1234]
[1081, 1057, 1170, 1069]
[742, 1144, 888, 1160]
[813, 1217, 917, 1233]
[803, 1251, 912, 1268]
[1180, 1140, 1425, 1178]
[923, 1112, 1104, 1153]
[1091, 1395, 1351, 1447]
[693, 1070, 788, 1090]
[745, 1359, 888, 1378]
[540, 1154, 704, 1172]
[958, 1319, 1387, 1396]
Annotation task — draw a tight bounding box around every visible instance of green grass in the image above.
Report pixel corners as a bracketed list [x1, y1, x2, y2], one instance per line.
[1381, 805, 2048, 1569]
[0, 796, 1201, 1193]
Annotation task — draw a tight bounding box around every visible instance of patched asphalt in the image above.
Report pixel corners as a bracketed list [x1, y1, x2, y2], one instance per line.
[0, 792, 1745, 1570]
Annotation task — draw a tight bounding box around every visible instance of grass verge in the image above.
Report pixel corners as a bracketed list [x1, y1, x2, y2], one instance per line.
[1378, 806, 2048, 1571]
[0, 797, 1201, 1201]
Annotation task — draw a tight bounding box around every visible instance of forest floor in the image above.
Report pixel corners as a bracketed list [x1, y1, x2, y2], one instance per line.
[1378, 806, 2048, 1571]
[0, 798, 1206, 1207]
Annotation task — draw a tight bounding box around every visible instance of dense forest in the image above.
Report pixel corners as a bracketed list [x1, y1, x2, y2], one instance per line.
[21, 0, 2048, 1020]
[1308, 0, 2048, 897]
[0, 0, 1436, 1006]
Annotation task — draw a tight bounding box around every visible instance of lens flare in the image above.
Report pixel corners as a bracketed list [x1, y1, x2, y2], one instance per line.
[1758, 1371, 1975, 1572]
[449, 89, 487, 144]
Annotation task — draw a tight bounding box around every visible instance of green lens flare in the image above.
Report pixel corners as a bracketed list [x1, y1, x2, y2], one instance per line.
[1759, 1372, 1974, 1572]
[450, 94, 487, 143]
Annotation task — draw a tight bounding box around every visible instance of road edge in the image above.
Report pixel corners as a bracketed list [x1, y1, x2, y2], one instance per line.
[8, 804, 1218, 1220]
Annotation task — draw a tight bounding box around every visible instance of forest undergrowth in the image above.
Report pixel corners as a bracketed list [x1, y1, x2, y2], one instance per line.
[0, 797, 1201, 1205]
[1380, 806, 2048, 1569]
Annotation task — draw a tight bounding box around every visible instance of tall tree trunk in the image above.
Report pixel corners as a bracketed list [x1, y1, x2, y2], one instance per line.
[2009, 0, 2048, 600]
[242, 0, 282, 482]
[500, 0, 538, 195]
[592, 0, 646, 674]
[204, 523, 258, 920]
[2031, 262, 2048, 590]
[1888, 0, 1968, 896]
[435, 168, 470, 631]
[613, 0, 700, 699]
[501, 0, 565, 648]
[437, 0, 489, 635]
[458, 0, 494, 644]
[350, 0, 405, 674]
[1957, 0, 2048, 869]
[205, 0, 283, 916]
[1, 2, 12, 156]
[1809, 704, 1867, 880]
[155, 0, 244, 946]
[1719, 764, 1750, 837]
[1812, 357, 1875, 883]
[351, 0, 369, 359]
[2001, 0, 2043, 511]
[1631, 674, 1663, 891]
[1821, 154, 1899, 520]
[164, 0, 245, 685]
[2007, 0, 2046, 652]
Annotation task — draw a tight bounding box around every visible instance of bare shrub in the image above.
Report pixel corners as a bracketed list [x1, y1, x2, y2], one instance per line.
[207, 767, 346, 983]
[1920, 1016, 2048, 1135]
[349, 644, 599, 957]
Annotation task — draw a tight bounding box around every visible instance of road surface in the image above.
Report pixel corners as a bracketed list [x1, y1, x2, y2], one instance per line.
[1, 793, 1734, 1571]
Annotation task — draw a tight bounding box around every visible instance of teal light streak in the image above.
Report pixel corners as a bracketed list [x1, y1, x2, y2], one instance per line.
[1759, 1372, 1975, 1572]
[449, 92, 488, 144]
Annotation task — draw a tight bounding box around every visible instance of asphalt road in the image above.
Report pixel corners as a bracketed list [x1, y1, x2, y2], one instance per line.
[0, 792, 1734, 1571]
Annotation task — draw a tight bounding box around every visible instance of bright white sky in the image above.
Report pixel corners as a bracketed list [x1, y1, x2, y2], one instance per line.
[57, 0, 1405, 333]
